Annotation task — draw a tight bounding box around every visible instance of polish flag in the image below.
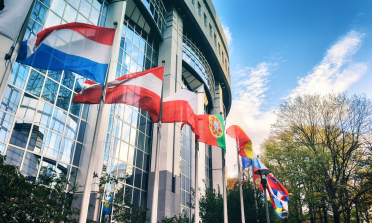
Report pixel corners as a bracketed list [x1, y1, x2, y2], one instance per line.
[162, 89, 199, 138]
[73, 80, 102, 104]
[105, 67, 164, 122]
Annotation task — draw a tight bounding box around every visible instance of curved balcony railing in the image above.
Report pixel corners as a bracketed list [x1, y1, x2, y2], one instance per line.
[140, 0, 167, 34]
[182, 36, 215, 101]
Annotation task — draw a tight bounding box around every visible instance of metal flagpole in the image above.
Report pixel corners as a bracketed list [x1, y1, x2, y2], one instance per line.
[252, 164, 259, 223]
[194, 140, 200, 223]
[236, 145, 245, 223]
[264, 188, 270, 223]
[0, 0, 36, 99]
[150, 59, 166, 223]
[221, 112, 228, 223]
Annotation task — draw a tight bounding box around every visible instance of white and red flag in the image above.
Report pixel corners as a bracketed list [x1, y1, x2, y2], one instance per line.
[106, 66, 164, 122]
[162, 89, 199, 138]
[73, 80, 102, 104]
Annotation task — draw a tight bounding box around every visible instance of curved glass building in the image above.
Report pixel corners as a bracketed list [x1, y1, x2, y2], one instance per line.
[0, 0, 231, 221]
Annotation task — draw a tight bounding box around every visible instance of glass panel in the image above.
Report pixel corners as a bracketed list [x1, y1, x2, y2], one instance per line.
[138, 52, 145, 67]
[81, 104, 89, 120]
[74, 75, 85, 93]
[0, 143, 4, 155]
[34, 101, 53, 128]
[123, 52, 130, 69]
[5, 146, 25, 168]
[126, 166, 134, 185]
[77, 120, 86, 143]
[124, 39, 132, 55]
[126, 26, 134, 41]
[133, 188, 140, 207]
[21, 152, 41, 177]
[132, 46, 139, 62]
[111, 136, 120, 158]
[26, 70, 45, 97]
[70, 166, 78, 187]
[64, 4, 78, 23]
[69, 0, 81, 9]
[9, 119, 31, 148]
[76, 13, 88, 23]
[32, 1, 48, 24]
[0, 111, 14, 143]
[44, 132, 62, 159]
[39, 158, 56, 185]
[17, 93, 37, 122]
[143, 153, 149, 172]
[9, 63, 29, 89]
[135, 149, 143, 169]
[79, 0, 91, 18]
[112, 117, 122, 138]
[121, 122, 130, 143]
[50, 0, 66, 16]
[62, 71, 76, 89]
[42, 78, 59, 104]
[119, 141, 128, 162]
[27, 125, 47, 154]
[56, 162, 70, 180]
[70, 94, 82, 117]
[137, 131, 145, 152]
[64, 115, 78, 139]
[90, 7, 100, 25]
[130, 128, 137, 146]
[48, 70, 62, 82]
[59, 137, 75, 164]
[56, 86, 72, 111]
[50, 108, 67, 134]
[1, 86, 22, 114]
[131, 111, 138, 128]
[25, 19, 43, 40]
[130, 59, 137, 73]
[45, 11, 62, 28]
[127, 146, 135, 165]
[134, 168, 142, 189]
[73, 143, 82, 166]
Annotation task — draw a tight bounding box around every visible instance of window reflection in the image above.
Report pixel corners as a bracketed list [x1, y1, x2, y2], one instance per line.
[9, 119, 32, 149]
[6, 146, 25, 168]
[1, 85, 22, 114]
[21, 152, 41, 177]
[18, 93, 38, 122]
[56, 86, 72, 111]
[65, 115, 78, 139]
[9, 63, 30, 89]
[0, 111, 15, 143]
[28, 125, 47, 154]
[26, 70, 45, 97]
[44, 132, 62, 159]
[59, 137, 75, 164]
[42, 78, 59, 104]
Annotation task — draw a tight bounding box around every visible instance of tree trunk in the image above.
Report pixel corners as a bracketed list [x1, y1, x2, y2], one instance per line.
[332, 204, 341, 223]
[322, 201, 328, 223]
[356, 203, 360, 223]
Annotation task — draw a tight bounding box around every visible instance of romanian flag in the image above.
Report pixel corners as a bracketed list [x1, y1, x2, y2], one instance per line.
[226, 125, 253, 164]
[197, 114, 226, 151]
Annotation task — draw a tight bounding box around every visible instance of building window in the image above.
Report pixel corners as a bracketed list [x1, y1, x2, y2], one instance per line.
[191, 0, 195, 4]
[180, 125, 192, 219]
[204, 14, 207, 27]
[197, 2, 201, 16]
[209, 24, 212, 37]
[218, 43, 220, 55]
[214, 34, 217, 46]
[222, 51, 224, 64]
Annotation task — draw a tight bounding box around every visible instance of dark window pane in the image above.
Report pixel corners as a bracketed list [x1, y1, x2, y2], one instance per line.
[137, 131, 145, 152]
[9, 63, 29, 89]
[44, 132, 62, 159]
[141, 191, 147, 208]
[134, 168, 142, 189]
[1, 85, 22, 114]
[70, 93, 81, 117]
[34, 101, 53, 128]
[126, 166, 134, 186]
[31, 1, 48, 24]
[135, 149, 143, 169]
[48, 70, 62, 82]
[56, 86, 72, 111]
[9, 119, 31, 148]
[59, 137, 75, 164]
[125, 185, 133, 204]
[21, 152, 41, 177]
[77, 120, 86, 143]
[56, 162, 70, 181]
[143, 153, 149, 172]
[70, 166, 78, 187]
[132, 188, 140, 207]
[81, 104, 89, 120]
[0, 111, 14, 143]
[40, 0, 51, 7]
[18, 93, 37, 122]
[65, 115, 78, 139]
[139, 115, 146, 133]
[146, 121, 153, 137]
[74, 75, 85, 93]
[142, 172, 148, 190]
[27, 125, 47, 154]
[50, 108, 67, 134]
[25, 19, 43, 40]
[73, 143, 82, 166]
[39, 158, 56, 185]
[62, 71, 75, 89]
[26, 70, 45, 97]
[6, 146, 25, 168]
[42, 78, 59, 104]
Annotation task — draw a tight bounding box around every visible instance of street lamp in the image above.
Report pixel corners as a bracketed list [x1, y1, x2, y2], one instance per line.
[254, 169, 271, 223]
[282, 211, 289, 223]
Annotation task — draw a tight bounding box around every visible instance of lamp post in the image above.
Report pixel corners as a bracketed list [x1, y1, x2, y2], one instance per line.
[282, 211, 289, 223]
[254, 169, 271, 223]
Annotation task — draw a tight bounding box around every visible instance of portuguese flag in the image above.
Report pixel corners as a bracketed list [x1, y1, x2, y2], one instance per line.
[198, 114, 226, 152]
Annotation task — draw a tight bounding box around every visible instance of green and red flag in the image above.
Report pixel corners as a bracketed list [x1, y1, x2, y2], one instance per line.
[197, 114, 226, 152]
[226, 125, 253, 160]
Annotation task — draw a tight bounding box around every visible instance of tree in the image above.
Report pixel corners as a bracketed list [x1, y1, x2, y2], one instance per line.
[262, 93, 372, 223]
[0, 155, 80, 222]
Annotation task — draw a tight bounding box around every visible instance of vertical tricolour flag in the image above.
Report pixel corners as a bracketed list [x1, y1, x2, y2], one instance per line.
[162, 89, 199, 137]
[105, 67, 164, 122]
[0, 0, 33, 41]
[16, 22, 116, 84]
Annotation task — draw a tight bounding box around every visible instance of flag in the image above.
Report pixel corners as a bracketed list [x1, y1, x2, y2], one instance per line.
[226, 125, 253, 163]
[197, 114, 226, 151]
[102, 196, 113, 215]
[16, 22, 116, 84]
[241, 156, 252, 169]
[73, 80, 102, 104]
[268, 173, 289, 203]
[0, 0, 33, 41]
[105, 66, 164, 122]
[162, 89, 199, 137]
[253, 155, 268, 181]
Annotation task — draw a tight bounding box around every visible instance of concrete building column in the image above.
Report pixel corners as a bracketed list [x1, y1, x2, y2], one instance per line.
[147, 5, 184, 221]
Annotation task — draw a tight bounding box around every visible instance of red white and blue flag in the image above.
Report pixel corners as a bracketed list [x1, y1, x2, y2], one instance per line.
[16, 22, 116, 84]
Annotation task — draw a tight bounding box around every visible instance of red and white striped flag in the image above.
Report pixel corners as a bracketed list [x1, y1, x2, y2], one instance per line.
[162, 89, 199, 138]
[105, 66, 164, 122]
[73, 80, 102, 104]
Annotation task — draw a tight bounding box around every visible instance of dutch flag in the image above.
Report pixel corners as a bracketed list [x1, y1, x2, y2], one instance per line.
[16, 22, 116, 85]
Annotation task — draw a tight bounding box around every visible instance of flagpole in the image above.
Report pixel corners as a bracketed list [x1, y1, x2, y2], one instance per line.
[0, 0, 36, 99]
[150, 59, 165, 223]
[220, 112, 228, 223]
[194, 139, 200, 223]
[252, 163, 259, 223]
[236, 145, 245, 223]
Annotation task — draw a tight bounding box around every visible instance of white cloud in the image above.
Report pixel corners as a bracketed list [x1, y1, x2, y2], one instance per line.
[289, 30, 367, 98]
[221, 23, 233, 47]
[226, 62, 277, 177]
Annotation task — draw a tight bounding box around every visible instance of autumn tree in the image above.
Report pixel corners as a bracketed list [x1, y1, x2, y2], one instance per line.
[262, 93, 372, 223]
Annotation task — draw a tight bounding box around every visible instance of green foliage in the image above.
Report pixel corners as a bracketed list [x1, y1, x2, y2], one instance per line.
[161, 210, 193, 223]
[0, 155, 80, 222]
[92, 172, 149, 223]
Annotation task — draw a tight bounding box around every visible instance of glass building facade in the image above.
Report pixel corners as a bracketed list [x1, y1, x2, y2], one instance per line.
[180, 124, 192, 218]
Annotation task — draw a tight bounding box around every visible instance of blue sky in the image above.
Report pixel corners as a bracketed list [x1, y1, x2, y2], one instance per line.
[214, 0, 372, 175]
